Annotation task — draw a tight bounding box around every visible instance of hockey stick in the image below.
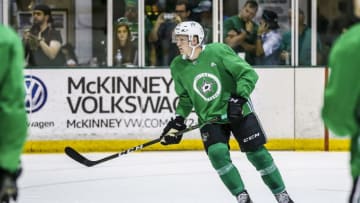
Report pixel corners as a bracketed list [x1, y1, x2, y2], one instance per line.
[65, 115, 226, 167]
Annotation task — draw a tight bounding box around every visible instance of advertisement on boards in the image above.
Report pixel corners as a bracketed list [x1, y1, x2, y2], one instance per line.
[24, 69, 198, 140]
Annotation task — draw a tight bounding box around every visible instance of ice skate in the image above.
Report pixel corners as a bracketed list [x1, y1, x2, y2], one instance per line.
[275, 190, 294, 203]
[236, 190, 253, 203]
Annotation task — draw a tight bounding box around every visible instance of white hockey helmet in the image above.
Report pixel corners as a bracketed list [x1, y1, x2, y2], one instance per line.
[174, 21, 205, 45]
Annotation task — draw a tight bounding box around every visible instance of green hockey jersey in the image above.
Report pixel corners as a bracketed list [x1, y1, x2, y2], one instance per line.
[0, 25, 28, 172]
[322, 23, 360, 137]
[170, 43, 258, 124]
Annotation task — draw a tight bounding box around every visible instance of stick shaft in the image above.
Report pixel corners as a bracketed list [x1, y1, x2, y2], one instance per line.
[65, 116, 223, 167]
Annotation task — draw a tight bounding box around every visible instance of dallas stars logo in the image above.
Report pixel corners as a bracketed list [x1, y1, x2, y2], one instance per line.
[201, 80, 213, 94]
[193, 72, 221, 101]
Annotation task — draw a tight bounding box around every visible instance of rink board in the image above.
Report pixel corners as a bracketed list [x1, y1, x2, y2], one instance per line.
[24, 68, 344, 152]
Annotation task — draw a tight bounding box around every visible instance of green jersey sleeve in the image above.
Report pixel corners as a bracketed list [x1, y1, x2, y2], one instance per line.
[219, 43, 258, 99]
[170, 57, 193, 118]
[322, 24, 360, 136]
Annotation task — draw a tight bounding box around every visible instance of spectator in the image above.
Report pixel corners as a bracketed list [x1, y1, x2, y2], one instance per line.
[255, 10, 282, 65]
[61, 43, 78, 67]
[329, 1, 350, 41]
[121, 0, 153, 66]
[223, 0, 259, 65]
[149, 0, 191, 66]
[280, 9, 322, 66]
[317, 7, 330, 66]
[23, 4, 65, 66]
[124, 0, 139, 41]
[113, 20, 138, 67]
[192, 0, 213, 44]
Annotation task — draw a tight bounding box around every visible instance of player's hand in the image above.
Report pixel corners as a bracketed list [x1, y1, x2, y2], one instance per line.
[0, 168, 21, 203]
[160, 116, 186, 145]
[227, 95, 247, 121]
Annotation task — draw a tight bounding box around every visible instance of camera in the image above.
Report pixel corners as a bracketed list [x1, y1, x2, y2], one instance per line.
[163, 13, 175, 20]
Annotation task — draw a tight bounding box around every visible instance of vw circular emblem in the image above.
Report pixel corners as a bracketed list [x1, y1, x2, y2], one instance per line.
[24, 75, 48, 113]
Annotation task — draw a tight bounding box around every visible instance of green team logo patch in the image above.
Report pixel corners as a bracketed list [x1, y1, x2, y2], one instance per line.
[193, 73, 221, 101]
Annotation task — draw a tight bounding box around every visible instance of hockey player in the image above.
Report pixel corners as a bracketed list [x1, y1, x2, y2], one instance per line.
[0, 25, 28, 202]
[160, 21, 294, 203]
[322, 1, 360, 202]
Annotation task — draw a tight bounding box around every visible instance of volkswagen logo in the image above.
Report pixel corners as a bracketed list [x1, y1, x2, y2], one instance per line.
[24, 75, 48, 113]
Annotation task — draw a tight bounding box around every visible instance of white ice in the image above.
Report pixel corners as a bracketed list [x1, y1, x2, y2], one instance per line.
[18, 151, 350, 203]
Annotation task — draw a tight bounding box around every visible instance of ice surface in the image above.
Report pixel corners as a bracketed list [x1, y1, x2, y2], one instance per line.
[18, 151, 350, 203]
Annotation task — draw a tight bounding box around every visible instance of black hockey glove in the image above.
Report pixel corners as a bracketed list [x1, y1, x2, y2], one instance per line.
[0, 167, 21, 203]
[227, 95, 248, 121]
[160, 116, 187, 145]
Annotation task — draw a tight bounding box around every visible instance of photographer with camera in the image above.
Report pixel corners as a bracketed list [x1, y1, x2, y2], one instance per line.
[149, 0, 191, 66]
[23, 4, 65, 67]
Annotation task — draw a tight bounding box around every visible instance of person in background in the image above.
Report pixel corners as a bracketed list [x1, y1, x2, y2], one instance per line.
[255, 9, 282, 65]
[61, 43, 78, 67]
[192, 0, 213, 44]
[0, 25, 28, 203]
[22, 4, 65, 66]
[113, 20, 138, 67]
[160, 21, 294, 203]
[121, 0, 153, 66]
[124, 0, 139, 41]
[223, 0, 258, 65]
[322, 1, 360, 202]
[329, 1, 350, 43]
[279, 9, 322, 66]
[149, 0, 191, 66]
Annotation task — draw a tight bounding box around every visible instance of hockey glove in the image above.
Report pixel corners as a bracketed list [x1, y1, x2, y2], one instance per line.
[0, 168, 21, 203]
[227, 95, 248, 121]
[160, 116, 187, 145]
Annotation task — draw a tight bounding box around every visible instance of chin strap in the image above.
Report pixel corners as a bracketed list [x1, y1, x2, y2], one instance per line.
[180, 35, 202, 60]
[183, 41, 201, 60]
[189, 40, 202, 60]
[188, 45, 197, 60]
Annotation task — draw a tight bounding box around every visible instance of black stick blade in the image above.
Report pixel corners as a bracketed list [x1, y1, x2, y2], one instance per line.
[64, 147, 97, 167]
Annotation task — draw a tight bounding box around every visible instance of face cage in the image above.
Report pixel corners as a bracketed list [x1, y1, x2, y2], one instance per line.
[172, 33, 202, 46]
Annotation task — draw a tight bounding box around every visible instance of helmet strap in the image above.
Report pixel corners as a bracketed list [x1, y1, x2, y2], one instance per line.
[187, 35, 200, 60]
[181, 35, 201, 60]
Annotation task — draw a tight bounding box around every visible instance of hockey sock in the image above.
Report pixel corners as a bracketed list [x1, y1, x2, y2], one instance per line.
[208, 143, 245, 196]
[246, 146, 285, 194]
